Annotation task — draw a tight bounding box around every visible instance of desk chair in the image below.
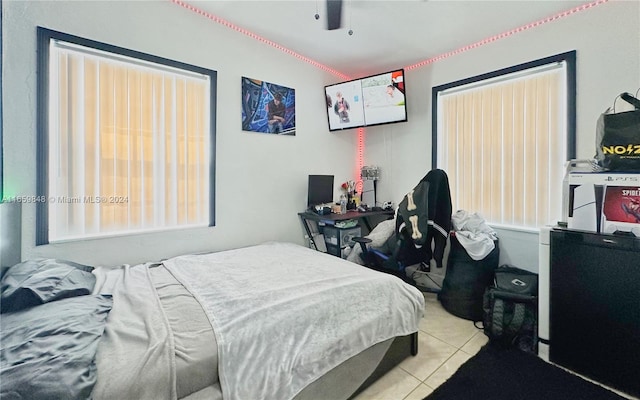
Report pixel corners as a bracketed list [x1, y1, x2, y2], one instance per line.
[353, 224, 427, 284]
[354, 169, 452, 291]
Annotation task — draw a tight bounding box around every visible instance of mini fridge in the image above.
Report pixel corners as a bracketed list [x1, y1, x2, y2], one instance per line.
[549, 228, 640, 398]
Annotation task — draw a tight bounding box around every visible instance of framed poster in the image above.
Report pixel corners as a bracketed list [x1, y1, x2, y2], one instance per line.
[242, 77, 295, 135]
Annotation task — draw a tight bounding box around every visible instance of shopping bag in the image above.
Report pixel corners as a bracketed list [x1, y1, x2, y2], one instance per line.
[595, 92, 640, 171]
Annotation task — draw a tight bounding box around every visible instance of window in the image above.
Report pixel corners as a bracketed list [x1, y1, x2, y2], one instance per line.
[0, 8, 3, 202]
[37, 28, 217, 244]
[432, 52, 576, 230]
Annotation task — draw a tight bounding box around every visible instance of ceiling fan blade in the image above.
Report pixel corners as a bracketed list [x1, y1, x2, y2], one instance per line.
[326, 0, 343, 30]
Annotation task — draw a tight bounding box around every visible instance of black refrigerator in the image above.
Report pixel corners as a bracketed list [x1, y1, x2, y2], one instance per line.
[550, 229, 640, 398]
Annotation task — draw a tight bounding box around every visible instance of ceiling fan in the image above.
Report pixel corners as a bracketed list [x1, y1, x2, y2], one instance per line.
[326, 0, 343, 30]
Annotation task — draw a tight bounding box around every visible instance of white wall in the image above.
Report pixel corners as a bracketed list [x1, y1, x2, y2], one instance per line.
[0, 202, 22, 272]
[366, 1, 640, 272]
[2, 0, 358, 266]
[4, 1, 639, 270]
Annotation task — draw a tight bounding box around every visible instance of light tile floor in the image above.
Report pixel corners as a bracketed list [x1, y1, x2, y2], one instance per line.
[353, 291, 488, 400]
[354, 291, 640, 400]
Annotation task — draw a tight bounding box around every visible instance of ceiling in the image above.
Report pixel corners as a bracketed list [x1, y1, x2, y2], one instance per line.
[187, 0, 594, 78]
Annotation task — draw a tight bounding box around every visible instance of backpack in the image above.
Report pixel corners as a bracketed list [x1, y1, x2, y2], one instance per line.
[482, 265, 538, 353]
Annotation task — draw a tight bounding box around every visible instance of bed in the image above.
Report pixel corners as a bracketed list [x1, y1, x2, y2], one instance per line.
[0, 241, 425, 400]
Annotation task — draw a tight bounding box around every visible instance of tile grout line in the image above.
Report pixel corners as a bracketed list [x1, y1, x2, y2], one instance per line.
[399, 330, 464, 386]
[400, 380, 430, 400]
[402, 293, 489, 395]
[412, 317, 487, 388]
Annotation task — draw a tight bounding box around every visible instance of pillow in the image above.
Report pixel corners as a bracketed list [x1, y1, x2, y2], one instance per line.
[0, 294, 113, 400]
[0, 258, 96, 313]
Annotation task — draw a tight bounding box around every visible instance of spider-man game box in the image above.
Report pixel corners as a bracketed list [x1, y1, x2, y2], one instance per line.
[602, 186, 640, 234]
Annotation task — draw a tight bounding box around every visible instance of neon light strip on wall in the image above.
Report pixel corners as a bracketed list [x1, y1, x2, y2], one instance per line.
[171, 0, 609, 183]
[170, 0, 350, 81]
[356, 127, 365, 190]
[406, 0, 609, 71]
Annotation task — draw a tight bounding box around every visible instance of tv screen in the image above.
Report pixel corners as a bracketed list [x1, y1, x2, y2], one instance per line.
[325, 69, 407, 132]
[307, 175, 334, 208]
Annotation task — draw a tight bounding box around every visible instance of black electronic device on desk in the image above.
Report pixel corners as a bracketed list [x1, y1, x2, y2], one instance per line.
[307, 175, 334, 208]
[311, 205, 332, 215]
[356, 203, 393, 213]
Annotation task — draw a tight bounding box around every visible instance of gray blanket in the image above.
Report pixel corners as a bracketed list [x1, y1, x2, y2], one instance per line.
[163, 242, 425, 400]
[0, 295, 112, 400]
[91, 263, 177, 400]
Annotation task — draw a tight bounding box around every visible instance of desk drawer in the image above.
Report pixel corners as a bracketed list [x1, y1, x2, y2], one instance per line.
[323, 226, 361, 248]
[326, 244, 341, 257]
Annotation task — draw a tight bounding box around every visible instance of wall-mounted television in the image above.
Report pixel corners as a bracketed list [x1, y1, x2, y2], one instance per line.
[307, 175, 334, 208]
[325, 69, 407, 132]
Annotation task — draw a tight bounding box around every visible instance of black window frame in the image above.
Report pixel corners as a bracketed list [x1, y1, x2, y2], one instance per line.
[36, 27, 217, 245]
[431, 51, 576, 170]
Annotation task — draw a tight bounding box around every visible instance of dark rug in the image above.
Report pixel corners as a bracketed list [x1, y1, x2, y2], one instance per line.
[424, 344, 627, 400]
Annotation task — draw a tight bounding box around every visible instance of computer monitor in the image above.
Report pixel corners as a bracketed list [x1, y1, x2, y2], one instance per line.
[307, 175, 334, 208]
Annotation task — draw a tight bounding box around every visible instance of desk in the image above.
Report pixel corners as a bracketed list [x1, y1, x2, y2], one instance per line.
[298, 210, 395, 253]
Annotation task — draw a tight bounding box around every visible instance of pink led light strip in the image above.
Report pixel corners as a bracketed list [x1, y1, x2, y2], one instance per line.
[171, 0, 607, 185]
[172, 0, 608, 77]
[170, 0, 350, 81]
[406, 0, 609, 71]
[357, 128, 365, 184]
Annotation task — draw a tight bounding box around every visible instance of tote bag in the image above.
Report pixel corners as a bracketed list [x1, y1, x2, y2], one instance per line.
[595, 92, 640, 171]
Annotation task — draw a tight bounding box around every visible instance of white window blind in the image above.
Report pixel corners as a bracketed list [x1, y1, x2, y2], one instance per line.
[48, 40, 211, 242]
[437, 63, 567, 229]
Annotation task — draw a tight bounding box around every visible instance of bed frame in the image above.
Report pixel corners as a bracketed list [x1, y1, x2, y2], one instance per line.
[349, 332, 419, 399]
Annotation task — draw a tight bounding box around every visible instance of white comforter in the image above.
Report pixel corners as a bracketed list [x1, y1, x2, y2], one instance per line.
[163, 242, 424, 400]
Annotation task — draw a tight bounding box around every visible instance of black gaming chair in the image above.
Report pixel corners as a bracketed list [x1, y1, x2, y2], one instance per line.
[354, 169, 452, 285]
[353, 218, 428, 283]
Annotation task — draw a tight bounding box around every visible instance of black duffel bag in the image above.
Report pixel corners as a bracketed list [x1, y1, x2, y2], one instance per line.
[439, 234, 499, 322]
[482, 264, 538, 353]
